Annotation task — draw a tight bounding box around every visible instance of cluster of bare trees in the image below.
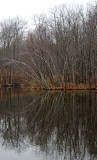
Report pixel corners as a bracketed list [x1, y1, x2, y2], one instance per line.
[0, 3, 97, 88]
[0, 17, 27, 84]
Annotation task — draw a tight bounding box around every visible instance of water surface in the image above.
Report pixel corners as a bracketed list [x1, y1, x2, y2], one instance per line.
[0, 88, 97, 160]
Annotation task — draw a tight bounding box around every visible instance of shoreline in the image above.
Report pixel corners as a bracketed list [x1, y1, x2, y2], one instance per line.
[31, 87, 97, 91]
[0, 83, 97, 91]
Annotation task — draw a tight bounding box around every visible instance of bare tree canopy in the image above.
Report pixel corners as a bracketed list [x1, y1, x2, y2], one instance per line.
[0, 4, 97, 89]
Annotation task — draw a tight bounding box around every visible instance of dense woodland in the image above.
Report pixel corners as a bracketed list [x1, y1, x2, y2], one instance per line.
[0, 3, 97, 89]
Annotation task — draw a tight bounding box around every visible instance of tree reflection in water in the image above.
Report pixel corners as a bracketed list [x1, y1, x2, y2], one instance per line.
[0, 89, 97, 160]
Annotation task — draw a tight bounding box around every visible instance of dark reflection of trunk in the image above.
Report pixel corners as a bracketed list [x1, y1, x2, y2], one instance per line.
[0, 89, 97, 160]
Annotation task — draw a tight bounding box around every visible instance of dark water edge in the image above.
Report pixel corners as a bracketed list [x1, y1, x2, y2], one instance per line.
[0, 88, 97, 160]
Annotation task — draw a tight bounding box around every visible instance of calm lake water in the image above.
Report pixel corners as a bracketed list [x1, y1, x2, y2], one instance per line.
[0, 88, 97, 160]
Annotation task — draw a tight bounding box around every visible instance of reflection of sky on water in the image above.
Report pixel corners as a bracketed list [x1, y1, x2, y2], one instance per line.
[0, 145, 45, 160]
[0, 133, 96, 160]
